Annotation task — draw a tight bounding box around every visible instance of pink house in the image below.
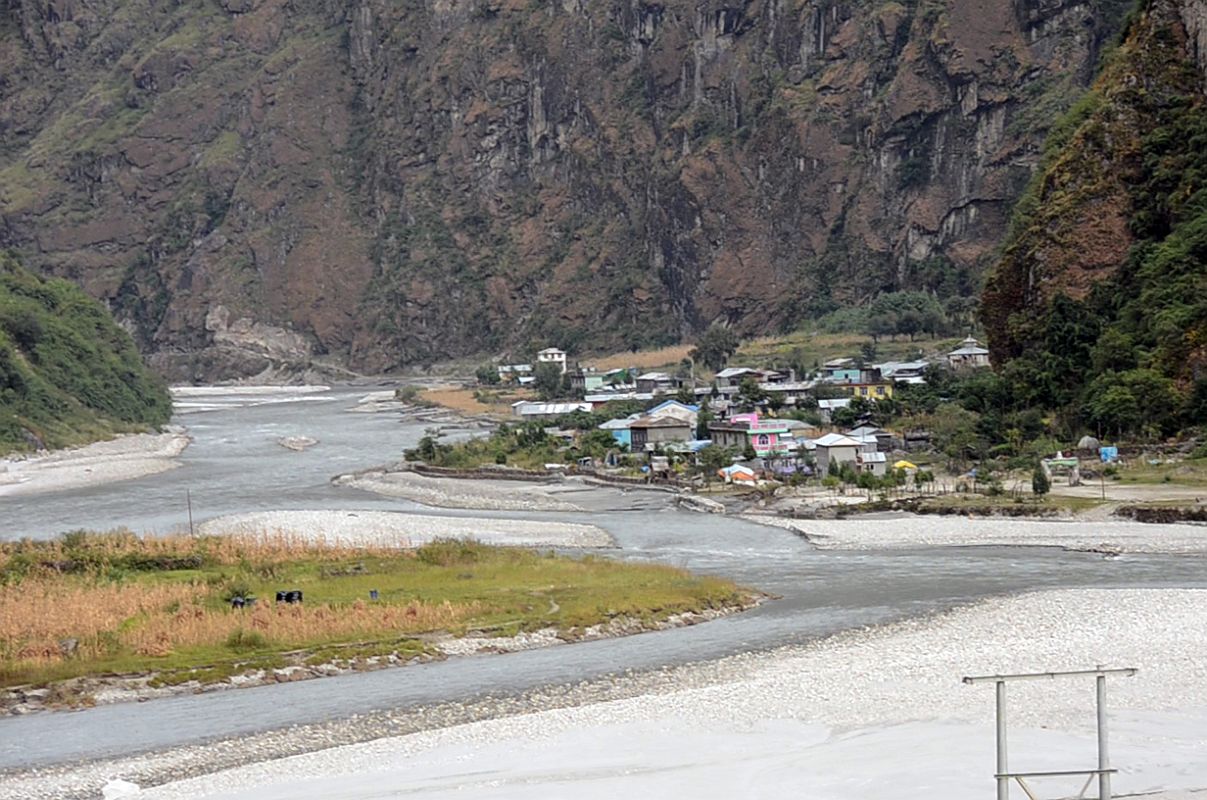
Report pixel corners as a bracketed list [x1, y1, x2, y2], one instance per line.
[706, 413, 793, 457]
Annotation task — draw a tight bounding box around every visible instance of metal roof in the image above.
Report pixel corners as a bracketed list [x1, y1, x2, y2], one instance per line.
[814, 433, 862, 447]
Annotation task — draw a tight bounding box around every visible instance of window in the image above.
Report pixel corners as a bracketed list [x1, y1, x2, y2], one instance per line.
[875, 386, 885, 395]
[757, 434, 769, 446]
[860, 387, 868, 396]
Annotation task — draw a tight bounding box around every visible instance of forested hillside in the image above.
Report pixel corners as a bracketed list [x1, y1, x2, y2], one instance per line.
[0, 252, 172, 454]
[982, 0, 1207, 437]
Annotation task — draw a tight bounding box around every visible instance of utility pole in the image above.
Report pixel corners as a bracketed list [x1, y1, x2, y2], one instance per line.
[187, 488, 195, 537]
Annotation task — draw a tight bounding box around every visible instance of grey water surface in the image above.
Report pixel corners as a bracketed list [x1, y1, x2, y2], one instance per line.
[1, 387, 1203, 768]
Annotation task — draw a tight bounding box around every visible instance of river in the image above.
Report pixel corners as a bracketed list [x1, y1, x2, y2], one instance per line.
[1, 386, 1204, 769]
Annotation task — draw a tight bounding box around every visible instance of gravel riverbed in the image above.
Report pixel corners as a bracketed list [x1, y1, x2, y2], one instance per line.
[196, 509, 615, 548]
[6, 588, 1204, 799]
[0, 431, 190, 498]
[748, 514, 1207, 554]
[333, 469, 590, 512]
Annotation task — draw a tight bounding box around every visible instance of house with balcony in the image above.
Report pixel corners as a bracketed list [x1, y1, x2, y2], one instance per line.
[707, 413, 793, 458]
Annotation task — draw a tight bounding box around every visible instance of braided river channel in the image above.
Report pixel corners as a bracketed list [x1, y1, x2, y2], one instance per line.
[2, 386, 1204, 769]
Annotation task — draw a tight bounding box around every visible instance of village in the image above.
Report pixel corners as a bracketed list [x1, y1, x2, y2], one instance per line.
[394, 334, 1207, 524]
[418, 338, 1038, 497]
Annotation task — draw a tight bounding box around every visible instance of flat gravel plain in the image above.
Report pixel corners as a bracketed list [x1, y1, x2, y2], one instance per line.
[6, 588, 1204, 800]
[751, 514, 1207, 553]
[198, 509, 616, 548]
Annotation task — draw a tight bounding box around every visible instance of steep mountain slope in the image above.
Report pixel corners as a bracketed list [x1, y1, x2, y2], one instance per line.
[0, 251, 172, 454]
[982, 0, 1207, 433]
[0, 0, 1130, 379]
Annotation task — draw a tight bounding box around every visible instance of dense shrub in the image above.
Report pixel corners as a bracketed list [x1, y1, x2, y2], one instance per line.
[0, 252, 171, 453]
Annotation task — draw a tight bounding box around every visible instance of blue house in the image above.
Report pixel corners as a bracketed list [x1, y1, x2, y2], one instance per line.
[599, 415, 637, 448]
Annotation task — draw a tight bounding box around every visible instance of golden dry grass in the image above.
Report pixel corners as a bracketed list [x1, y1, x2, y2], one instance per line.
[0, 575, 482, 669]
[419, 387, 500, 415]
[589, 344, 695, 371]
[0, 530, 403, 573]
[0, 534, 751, 687]
[1, 580, 203, 661]
[126, 597, 479, 657]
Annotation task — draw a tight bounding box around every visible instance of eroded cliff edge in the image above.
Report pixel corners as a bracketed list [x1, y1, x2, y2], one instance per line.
[0, 0, 1130, 378]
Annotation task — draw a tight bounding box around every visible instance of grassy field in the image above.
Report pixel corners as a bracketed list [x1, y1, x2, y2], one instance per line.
[1111, 457, 1207, 487]
[0, 532, 749, 690]
[735, 331, 964, 369]
[589, 345, 695, 371]
[579, 331, 965, 377]
[914, 493, 1106, 513]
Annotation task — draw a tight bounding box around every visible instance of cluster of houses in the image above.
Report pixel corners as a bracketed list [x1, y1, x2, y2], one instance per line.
[501, 338, 990, 479]
[495, 347, 574, 386]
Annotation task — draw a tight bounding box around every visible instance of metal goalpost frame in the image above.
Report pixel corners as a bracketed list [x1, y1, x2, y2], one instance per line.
[962, 667, 1138, 800]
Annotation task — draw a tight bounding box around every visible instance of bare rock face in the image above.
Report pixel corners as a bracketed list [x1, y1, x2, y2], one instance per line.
[1180, 0, 1207, 75]
[0, 0, 1132, 378]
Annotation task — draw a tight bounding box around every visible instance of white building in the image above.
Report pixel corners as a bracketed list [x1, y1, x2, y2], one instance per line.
[813, 433, 862, 475]
[537, 347, 568, 374]
[817, 397, 852, 423]
[511, 400, 591, 420]
[857, 450, 888, 476]
[947, 337, 990, 369]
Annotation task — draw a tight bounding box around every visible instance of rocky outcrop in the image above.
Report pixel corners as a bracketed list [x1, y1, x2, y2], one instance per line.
[1180, 0, 1207, 76]
[982, 0, 1207, 392]
[0, 0, 1132, 378]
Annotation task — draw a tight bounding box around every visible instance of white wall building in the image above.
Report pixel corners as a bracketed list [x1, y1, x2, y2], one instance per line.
[537, 347, 568, 374]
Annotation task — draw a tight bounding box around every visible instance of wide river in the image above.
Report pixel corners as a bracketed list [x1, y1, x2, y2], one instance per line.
[2, 386, 1204, 769]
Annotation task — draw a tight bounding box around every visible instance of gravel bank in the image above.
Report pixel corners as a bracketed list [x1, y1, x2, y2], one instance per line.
[197, 509, 616, 548]
[0, 431, 190, 498]
[747, 514, 1207, 554]
[335, 469, 588, 511]
[170, 385, 332, 415]
[7, 588, 1205, 799]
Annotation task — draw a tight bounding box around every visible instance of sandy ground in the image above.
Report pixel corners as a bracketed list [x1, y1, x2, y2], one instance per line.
[197, 509, 616, 548]
[748, 514, 1207, 554]
[1051, 482, 1207, 503]
[335, 469, 593, 512]
[0, 431, 190, 498]
[126, 588, 1207, 800]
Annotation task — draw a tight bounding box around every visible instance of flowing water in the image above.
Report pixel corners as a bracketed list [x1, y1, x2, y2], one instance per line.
[1, 387, 1204, 768]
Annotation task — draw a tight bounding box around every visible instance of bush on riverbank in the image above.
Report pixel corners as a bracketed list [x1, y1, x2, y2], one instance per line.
[0, 531, 750, 689]
[407, 421, 620, 470]
[0, 252, 171, 454]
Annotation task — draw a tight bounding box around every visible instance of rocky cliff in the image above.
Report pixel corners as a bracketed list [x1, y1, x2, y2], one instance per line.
[0, 0, 1130, 379]
[981, 0, 1207, 428]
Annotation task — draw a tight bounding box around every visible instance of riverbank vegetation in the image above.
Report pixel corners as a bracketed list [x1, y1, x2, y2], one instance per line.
[407, 410, 643, 471]
[0, 252, 171, 455]
[0, 531, 749, 691]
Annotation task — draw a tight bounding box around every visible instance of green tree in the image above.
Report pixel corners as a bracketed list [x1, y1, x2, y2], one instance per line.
[1084, 384, 1141, 438]
[690, 325, 740, 372]
[1032, 463, 1051, 497]
[577, 429, 618, 457]
[475, 364, 501, 385]
[697, 444, 734, 483]
[736, 377, 768, 410]
[533, 362, 564, 400]
[696, 401, 715, 440]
